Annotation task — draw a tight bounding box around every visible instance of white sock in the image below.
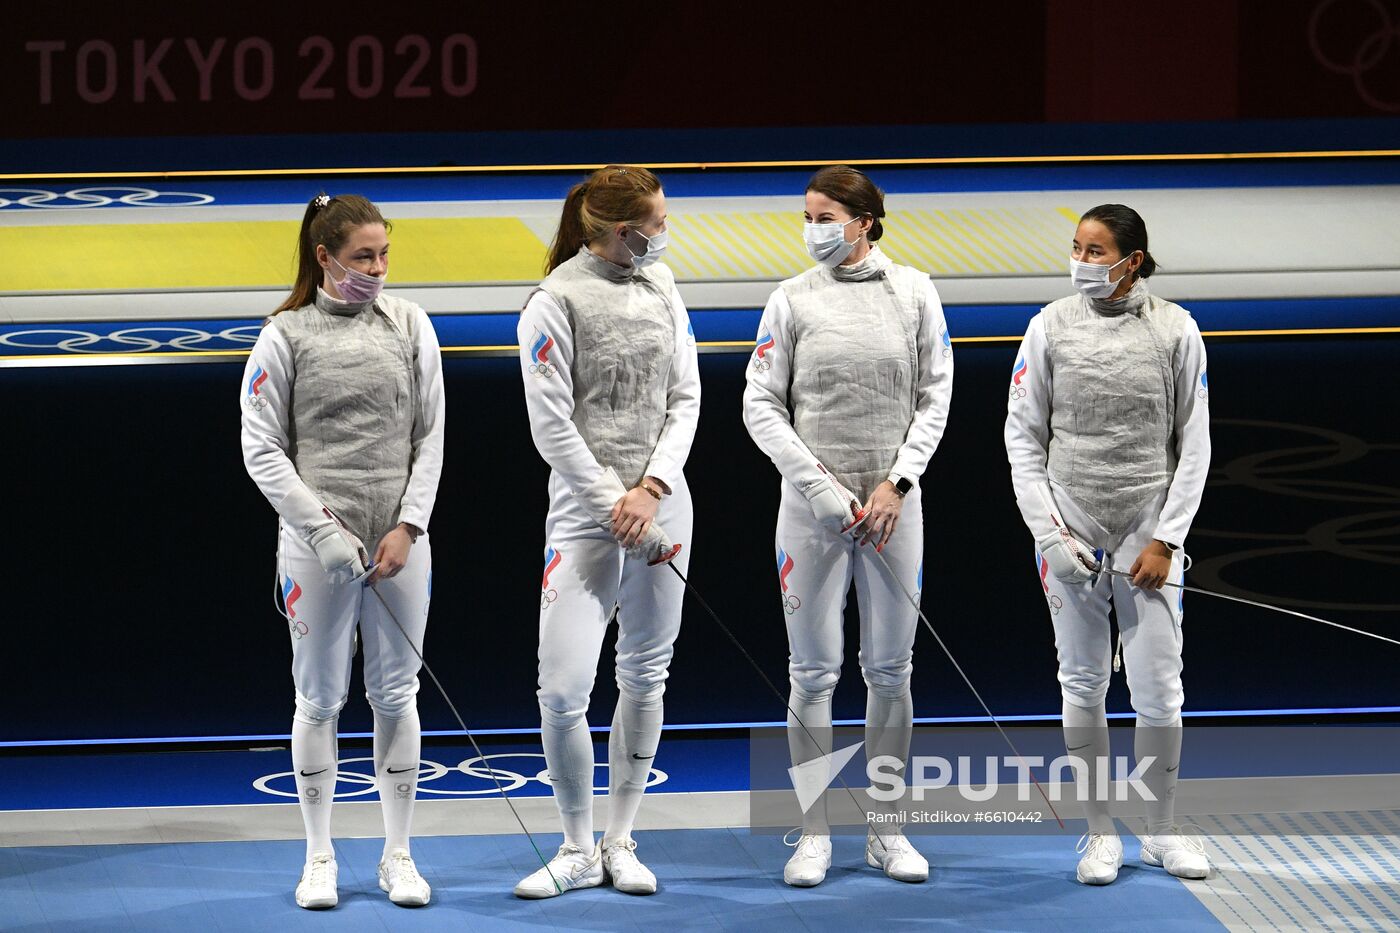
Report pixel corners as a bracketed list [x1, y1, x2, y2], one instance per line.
[374, 708, 421, 858]
[865, 680, 913, 834]
[1062, 699, 1115, 836]
[540, 702, 595, 851]
[788, 681, 834, 835]
[604, 688, 663, 845]
[292, 714, 338, 860]
[1136, 713, 1183, 835]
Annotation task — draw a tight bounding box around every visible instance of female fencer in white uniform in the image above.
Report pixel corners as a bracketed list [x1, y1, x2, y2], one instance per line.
[241, 194, 445, 910]
[513, 165, 700, 899]
[742, 165, 954, 887]
[1004, 204, 1211, 885]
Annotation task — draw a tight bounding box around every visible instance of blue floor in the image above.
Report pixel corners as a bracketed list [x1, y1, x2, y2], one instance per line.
[0, 828, 1225, 932]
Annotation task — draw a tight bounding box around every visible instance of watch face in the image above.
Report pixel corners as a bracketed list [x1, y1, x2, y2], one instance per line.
[895, 477, 913, 494]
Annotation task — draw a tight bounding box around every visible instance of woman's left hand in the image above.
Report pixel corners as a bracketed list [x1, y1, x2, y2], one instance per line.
[858, 481, 905, 551]
[1129, 540, 1174, 590]
[367, 524, 414, 584]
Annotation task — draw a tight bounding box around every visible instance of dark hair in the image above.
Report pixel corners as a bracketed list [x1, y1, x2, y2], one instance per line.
[545, 165, 663, 274]
[1080, 204, 1157, 278]
[806, 164, 885, 241]
[275, 194, 391, 315]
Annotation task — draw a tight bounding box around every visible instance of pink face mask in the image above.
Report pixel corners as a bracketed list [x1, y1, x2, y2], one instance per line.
[329, 255, 385, 303]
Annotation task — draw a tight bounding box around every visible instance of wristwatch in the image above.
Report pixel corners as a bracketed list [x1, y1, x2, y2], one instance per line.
[890, 475, 914, 498]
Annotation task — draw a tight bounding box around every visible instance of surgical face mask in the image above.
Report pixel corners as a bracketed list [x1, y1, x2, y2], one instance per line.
[1070, 254, 1132, 299]
[804, 216, 862, 268]
[329, 255, 386, 303]
[626, 226, 669, 269]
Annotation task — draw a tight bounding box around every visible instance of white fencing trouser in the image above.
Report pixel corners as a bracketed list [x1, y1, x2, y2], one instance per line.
[777, 481, 924, 834]
[277, 523, 433, 858]
[1039, 482, 1185, 834]
[535, 471, 693, 849]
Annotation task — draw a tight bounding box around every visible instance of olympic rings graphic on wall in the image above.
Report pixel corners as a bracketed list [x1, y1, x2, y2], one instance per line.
[0, 187, 216, 210]
[1309, 0, 1400, 112]
[0, 325, 262, 354]
[252, 753, 668, 799]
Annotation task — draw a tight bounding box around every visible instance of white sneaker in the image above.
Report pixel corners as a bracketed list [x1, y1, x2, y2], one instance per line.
[866, 829, 929, 883]
[783, 832, 832, 887]
[1075, 832, 1123, 885]
[378, 848, 431, 907]
[1141, 826, 1211, 879]
[295, 852, 337, 910]
[513, 843, 605, 899]
[601, 837, 657, 895]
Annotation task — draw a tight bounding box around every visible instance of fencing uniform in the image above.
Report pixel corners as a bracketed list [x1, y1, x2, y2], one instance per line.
[241, 288, 445, 863]
[1004, 277, 1209, 852]
[742, 245, 953, 839]
[518, 246, 700, 853]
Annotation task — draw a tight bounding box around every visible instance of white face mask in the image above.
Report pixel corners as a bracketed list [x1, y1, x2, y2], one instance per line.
[803, 216, 863, 268]
[626, 226, 669, 269]
[1069, 253, 1133, 299]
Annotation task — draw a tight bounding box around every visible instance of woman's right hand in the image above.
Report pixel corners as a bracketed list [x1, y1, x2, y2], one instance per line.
[611, 487, 660, 548]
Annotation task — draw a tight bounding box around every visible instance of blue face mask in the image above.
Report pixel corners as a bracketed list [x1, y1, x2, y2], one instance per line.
[1070, 254, 1131, 298]
[803, 216, 862, 267]
[626, 227, 669, 269]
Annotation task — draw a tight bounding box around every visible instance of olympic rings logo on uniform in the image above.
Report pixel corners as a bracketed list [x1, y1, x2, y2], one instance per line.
[540, 547, 562, 609]
[0, 325, 262, 354]
[1046, 594, 1063, 615]
[1310, 0, 1400, 112]
[1009, 356, 1029, 402]
[781, 593, 802, 615]
[244, 395, 269, 412]
[528, 328, 557, 378]
[1197, 369, 1209, 403]
[939, 326, 953, 360]
[253, 753, 669, 799]
[289, 619, 309, 639]
[0, 186, 216, 210]
[752, 330, 776, 372]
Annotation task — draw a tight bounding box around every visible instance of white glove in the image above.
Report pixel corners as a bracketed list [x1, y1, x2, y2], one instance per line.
[277, 482, 369, 583]
[577, 467, 683, 564]
[1034, 483, 1101, 583]
[774, 441, 866, 535]
[627, 522, 682, 566]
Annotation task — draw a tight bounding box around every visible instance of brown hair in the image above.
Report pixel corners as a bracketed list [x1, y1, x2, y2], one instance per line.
[545, 165, 663, 274]
[274, 194, 391, 315]
[1080, 203, 1157, 278]
[806, 165, 885, 241]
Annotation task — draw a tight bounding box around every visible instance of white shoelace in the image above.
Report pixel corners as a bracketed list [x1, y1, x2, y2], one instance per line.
[1164, 823, 1208, 856]
[305, 855, 334, 887]
[783, 830, 828, 860]
[604, 839, 642, 872]
[386, 853, 423, 886]
[1076, 832, 1119, 862]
